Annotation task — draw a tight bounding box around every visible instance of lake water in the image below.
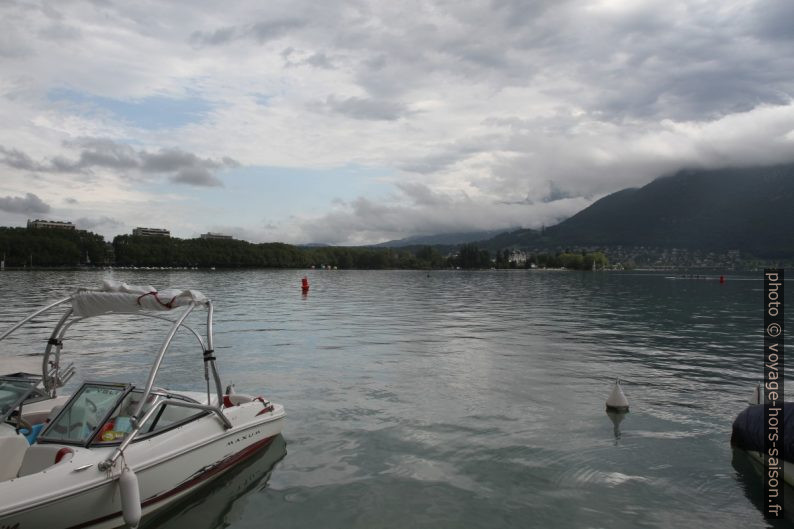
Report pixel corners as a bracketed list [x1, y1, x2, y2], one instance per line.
[0, 269, 785, 528]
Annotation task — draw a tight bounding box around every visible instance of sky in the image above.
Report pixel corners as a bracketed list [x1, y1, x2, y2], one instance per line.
[1, 0, 794, 245]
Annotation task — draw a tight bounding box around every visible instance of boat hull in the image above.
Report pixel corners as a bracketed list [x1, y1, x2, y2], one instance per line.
[744, 449, 794, 488]
[139, 434, 286, 529]
[0, 401, 285, 529]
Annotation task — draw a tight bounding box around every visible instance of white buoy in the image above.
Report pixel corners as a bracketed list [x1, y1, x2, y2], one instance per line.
[605, 379, 629, 412]
[119, 467, 142, 529]
[749, 383, 763, 405]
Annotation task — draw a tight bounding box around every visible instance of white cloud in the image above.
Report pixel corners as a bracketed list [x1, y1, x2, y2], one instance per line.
[0, 0, 792, 244]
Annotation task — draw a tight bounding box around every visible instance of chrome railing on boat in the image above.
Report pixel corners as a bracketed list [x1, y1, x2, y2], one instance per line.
[98, 398, 165, 471]
[98, 399, 232, 471]
[99, 301, 230, 471]
[0, 289, 232, 473]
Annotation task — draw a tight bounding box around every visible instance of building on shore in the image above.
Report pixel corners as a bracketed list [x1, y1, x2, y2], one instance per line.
[200, 232, 233, 240]
[509, 250, 528, 266]
[132, 227, 170, 237]
[27, 219, 76, 230]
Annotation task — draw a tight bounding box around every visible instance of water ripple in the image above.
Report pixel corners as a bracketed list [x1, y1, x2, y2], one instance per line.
[0, 269, 775, 528]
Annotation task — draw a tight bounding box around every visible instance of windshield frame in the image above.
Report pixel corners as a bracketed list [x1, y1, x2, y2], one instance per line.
[88, 390, 209, 446]
[38, 381, 132, 447]
[37, 382, 209, 447]
[134, 393, 208, 442]
[0, 374, 48, 423]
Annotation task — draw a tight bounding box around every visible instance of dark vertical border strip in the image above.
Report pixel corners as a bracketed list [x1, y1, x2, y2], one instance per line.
[764, 268, 784, 519]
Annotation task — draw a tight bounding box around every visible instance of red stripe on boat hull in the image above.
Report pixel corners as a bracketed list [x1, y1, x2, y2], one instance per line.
[67, 435, 276, 529]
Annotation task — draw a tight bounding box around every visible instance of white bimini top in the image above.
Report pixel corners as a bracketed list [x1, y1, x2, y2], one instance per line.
[71, 280, 208, 317]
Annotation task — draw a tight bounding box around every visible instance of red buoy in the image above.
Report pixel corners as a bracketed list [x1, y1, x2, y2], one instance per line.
[719, 275, 725, 284]
[301, 277, 310, 291]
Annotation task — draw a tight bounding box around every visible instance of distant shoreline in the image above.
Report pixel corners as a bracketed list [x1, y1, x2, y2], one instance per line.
[0, 265, 763, 273]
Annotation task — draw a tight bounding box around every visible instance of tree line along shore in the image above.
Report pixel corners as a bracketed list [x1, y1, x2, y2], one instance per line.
[0, 227, 608, 271]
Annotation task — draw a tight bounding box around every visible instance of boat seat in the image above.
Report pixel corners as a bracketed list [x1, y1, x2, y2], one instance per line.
[17, 444, 74, 477]
[0, 435, 29, 481]
[46, 405, 64, 422]
[21, 396, 70, 425]
[22, 410, 51, 425]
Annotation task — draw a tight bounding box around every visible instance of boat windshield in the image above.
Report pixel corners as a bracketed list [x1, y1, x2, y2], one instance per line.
[40, 382, 129, 444]
[91, 389, 162, 444]
[0, 376, 44, 422]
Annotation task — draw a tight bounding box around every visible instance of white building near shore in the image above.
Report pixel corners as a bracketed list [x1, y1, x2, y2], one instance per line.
[27, 219, 75, 230]
[200, 232, 233, 240]
[132, 227, 170, 237]
[509, 250, 528, 266]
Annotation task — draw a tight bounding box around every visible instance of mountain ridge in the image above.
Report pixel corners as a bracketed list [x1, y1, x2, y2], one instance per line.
[381, 164, 794, 259]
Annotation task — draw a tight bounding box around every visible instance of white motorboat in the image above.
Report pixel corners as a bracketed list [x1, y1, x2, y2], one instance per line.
[0, 280, 285, 529]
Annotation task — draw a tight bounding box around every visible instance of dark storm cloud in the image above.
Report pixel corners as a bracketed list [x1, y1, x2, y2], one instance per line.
[320, 95, 408, 121]
[283, 47, 336, 69]
[750, 0, 794, 41]
[190, 18, 306, 47]
[555, 3, 794, 122]
[324, 1, 794, 125]
[394, 182, 450, 207]
[170, 166, 222, 187]
[0, 193, 51, 214]
[250, 19, 305, 43]
[0, 146, 46, 171]
[0, 140, 235, 187]
[489, 0, 560, 28]
[142, 149, 236, 186]
[566, 16, 794, 122]
[286, 0, 794, 225]
[542, 181, 572, 203]
[140, 149, 208, 173]
[71, 139, 139, 170]
[190, 26, 238, 46]
[305, 52, 333, 69]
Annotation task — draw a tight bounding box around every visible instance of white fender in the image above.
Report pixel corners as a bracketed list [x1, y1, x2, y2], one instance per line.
[119, 467, 142, 528]
[605, 379, 629, 412]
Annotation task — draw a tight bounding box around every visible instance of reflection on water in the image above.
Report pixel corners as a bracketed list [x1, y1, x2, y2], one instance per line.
[0, 270, 784, 528]
[730, 448, 794, 528]
[140, 435, 287, 529]
[606, 409, 627, 442]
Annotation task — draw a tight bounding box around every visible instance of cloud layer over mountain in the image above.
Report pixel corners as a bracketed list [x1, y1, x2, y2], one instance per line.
[1, 0, 793, 243]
